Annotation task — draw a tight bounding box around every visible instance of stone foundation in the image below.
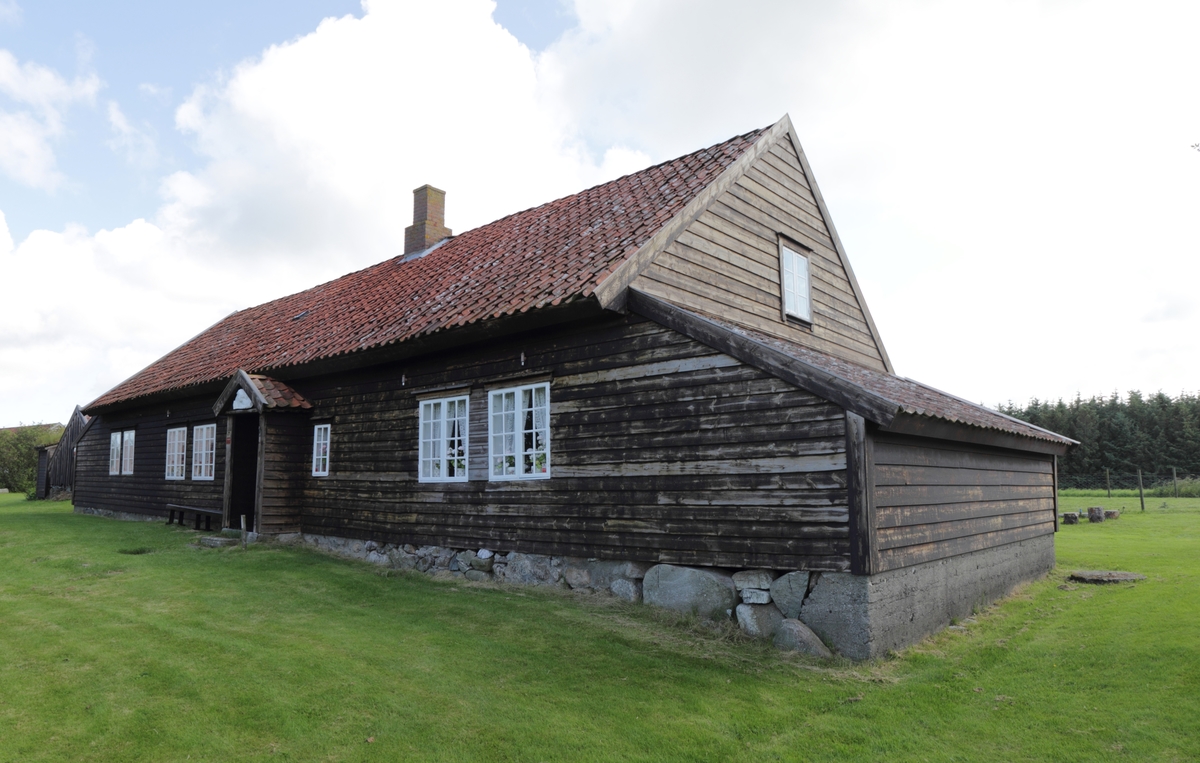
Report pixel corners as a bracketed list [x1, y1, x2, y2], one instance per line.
[74, 506, 162, 523]
[798, 535, 1056, 660]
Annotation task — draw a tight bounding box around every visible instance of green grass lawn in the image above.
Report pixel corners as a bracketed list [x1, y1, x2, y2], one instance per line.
[1, 494, 1197, 762]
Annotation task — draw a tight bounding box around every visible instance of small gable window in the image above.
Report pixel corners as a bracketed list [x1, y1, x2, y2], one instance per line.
[312, 424, 331, 477]
[165, 427, 187, 480]
[419, 397, 468, 482]
[489, 382, 550, 480]
[780, 243, 812, 323]
[192, 424, 217, 481]
[109, 430, 135, 475]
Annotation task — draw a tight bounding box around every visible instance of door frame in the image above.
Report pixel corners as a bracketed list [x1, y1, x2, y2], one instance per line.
[222, 412, 264, 532]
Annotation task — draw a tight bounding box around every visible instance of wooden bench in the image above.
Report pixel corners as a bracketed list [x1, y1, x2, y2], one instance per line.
[166, 504, 223, 531]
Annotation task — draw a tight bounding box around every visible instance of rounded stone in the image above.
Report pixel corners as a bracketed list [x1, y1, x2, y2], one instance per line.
[642, 564, 736, 621]
[769, 571, 811, 619]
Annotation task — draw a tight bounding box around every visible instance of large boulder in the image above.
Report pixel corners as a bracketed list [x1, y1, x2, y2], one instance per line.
[770, 571, 811, 619]
[494, 552, 562, 586]
[736, 603, 784, 638]
[774, 618, 833, 658]
[643, 565, 737, 621]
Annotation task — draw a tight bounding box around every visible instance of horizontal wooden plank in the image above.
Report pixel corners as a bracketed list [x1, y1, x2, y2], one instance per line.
[875, 521, 1054, 572]
[874, 464, 1055, 488]
[874, 483, 1055, 508]
[876, 510, 1050, 551]
[875, 497, 1056, 529]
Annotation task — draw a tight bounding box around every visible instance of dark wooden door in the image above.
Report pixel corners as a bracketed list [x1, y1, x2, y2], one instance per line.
[229, 415, 260, 531]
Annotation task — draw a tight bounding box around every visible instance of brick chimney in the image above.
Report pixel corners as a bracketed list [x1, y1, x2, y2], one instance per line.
[404, 185, 452, 255]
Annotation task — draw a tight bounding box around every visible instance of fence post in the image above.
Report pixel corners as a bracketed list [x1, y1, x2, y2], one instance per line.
[1105, 468, 1111, 498]
[1173, 467, 1178, 498]
[1137, 469, 1145, 512]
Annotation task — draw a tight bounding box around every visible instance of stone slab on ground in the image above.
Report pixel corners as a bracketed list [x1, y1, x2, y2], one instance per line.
[1103, 510, 1120, 520]
[643, 564, 736, 621]
[736, 603, 783, 638]
[1087, 507, 1105, 523]
[1061, 512, 1079, 525]
[769, 571, 810, 619]
[1069, 570, 1146, 584]
[774, 619, 833, 658]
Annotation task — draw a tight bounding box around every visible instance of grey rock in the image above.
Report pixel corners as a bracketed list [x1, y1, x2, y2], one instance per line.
[1087, 507, 1105, 523]
[199, 536, 237, 548]
[366, 551, 389, 566]
[736, 603, 784, 638]
[642, 564, 737, 621]
[740, 588, 771, 605]
[364, 540, 379, 552]
[732, 569, 777, 591]
[477, 548, 494, 559]
[469, 555, 494, 572]
[387, 550, 418, 570]
[464, 569, 492, 583]
[275, 533, 302, 546]
[1062, 512, 1079, 525]
[403, 544, 417, 554]
[456, 550, 478, 568]
[495, 553, 562, 586]
[1103, 510, 1120, 520]
[610, 578, 642, 603]
[416, 556, 433, 573]
[773, 618, 833, 658]
[770, 571, 811, 619]
[562, 565, 592, 590]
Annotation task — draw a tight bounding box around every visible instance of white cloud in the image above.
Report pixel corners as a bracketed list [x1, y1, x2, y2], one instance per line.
[0, 49, 100, 189]
[106, 101, 158, 168]
[0, 1, 19, 26]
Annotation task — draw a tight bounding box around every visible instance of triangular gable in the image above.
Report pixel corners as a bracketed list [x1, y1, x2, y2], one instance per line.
[212, 371, 311, 416]
[607, 114, 893, 373]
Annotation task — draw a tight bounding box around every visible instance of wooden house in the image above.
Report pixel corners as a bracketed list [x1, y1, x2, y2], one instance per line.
[74, 115, 1073, 658]
[36, 406, 89, 499]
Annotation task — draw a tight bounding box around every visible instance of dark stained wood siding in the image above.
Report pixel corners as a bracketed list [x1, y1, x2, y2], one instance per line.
[295, 314, 853, 571]
[631, 137, 888, 371]
[73, 399, 226, 518]
[869, 432, 1056, 573]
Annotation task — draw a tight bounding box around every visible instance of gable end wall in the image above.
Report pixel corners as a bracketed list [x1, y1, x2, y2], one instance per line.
[632, 136, 888, 371]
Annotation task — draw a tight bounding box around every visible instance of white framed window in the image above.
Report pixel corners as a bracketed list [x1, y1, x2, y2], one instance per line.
[780, 243, 812, 323]
[165, 427, 187, 480]
[120, 430, 136, 475]
[419, 397, 468, 482]
[192, 423, 217, 481]
[489, 382, 550, 480]
[312, 424, 331, 477]
[109, 432, 122, 475]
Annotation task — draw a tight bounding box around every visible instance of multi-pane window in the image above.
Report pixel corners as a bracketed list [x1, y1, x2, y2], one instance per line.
[109, 432, 123, 475]
[165, 427, 187, 480]
[489, 383, 550, 480]
[780, 243, 812, 322]
[312, 424, 331, 477]
[192, 424, 217, 481]
[419, 397, 468, 482]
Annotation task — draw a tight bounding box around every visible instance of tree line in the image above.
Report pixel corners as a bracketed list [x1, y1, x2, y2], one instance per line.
[0, 424, 63, 494]
[999, 391, 1200, 476]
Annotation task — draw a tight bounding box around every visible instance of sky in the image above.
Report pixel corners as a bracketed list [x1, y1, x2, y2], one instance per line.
[0, 0, 1197, 427]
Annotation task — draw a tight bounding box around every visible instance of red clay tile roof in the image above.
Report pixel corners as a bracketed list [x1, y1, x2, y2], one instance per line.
[248, 375, 311, 410]
[87, 127, 768, 410]
[698, 311, 1075, 446]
